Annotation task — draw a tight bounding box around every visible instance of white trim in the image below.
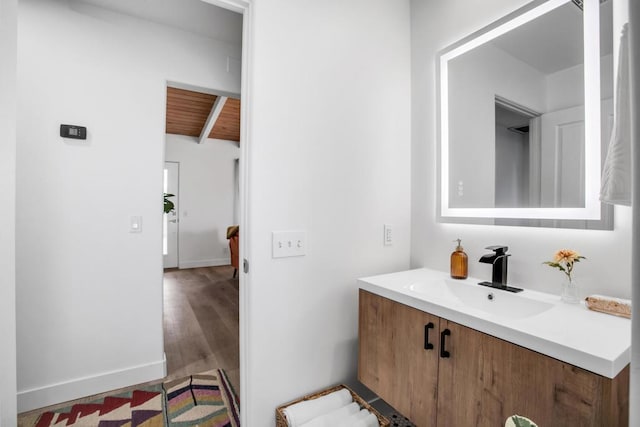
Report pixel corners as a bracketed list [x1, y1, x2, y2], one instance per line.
[199, 95, 228, 144]
[167, 80, 240, 100]
[439, 0, 602, 221]
[200, 1, 252, 426]
[17, 356, 167, 413]
[0, 0, 17, 424]
[200, 0, 249, 15]
[178, 258, 231, 269]
[629, 0, 640, 424]
[237, 4, 252, 427]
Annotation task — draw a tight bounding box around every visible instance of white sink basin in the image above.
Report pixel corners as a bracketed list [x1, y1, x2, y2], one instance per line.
[405, 279, 554, 320]
[359, 267, 631, 378]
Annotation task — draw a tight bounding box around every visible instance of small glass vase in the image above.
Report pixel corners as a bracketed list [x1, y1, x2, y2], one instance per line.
[561, 277, 580, 304]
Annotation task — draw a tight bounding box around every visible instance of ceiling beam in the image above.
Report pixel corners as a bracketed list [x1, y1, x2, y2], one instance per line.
[198, 95, 228, 144]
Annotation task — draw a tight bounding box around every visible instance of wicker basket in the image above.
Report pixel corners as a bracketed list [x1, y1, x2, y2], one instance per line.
[275, 384, 390, 427]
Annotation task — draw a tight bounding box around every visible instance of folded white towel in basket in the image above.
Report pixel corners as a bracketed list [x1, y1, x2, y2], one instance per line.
[334, 409, 379, 427]
[352, 412, 380, 427]
[299, 402, 360, 427]
[284, 388, 353, 427]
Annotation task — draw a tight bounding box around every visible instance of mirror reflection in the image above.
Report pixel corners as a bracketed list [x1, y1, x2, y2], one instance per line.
[447, 1, 612, 210]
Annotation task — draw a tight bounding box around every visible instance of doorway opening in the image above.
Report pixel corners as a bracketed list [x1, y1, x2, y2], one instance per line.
[162, 80, 243, 391]
[163, 161, 179, 269]
[157, 0, 246, 399]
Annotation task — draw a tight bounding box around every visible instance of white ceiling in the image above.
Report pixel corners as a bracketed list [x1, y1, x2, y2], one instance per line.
[76, 0, 243, 46]
[492, 1, 612, 75]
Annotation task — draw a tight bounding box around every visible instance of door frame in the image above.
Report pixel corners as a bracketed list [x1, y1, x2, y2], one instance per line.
[190, 1, 253, 424]
[0, 0, 18, 424]
[163, 161, 180, 269]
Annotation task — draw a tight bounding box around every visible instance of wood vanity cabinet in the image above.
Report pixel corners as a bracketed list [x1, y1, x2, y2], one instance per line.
[358, 288, 440, 424]
[358, 290, 629, 427]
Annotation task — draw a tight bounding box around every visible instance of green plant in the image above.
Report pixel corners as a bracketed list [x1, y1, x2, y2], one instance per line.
[164, 193, 175, 214]
[508, 415, 538, 427]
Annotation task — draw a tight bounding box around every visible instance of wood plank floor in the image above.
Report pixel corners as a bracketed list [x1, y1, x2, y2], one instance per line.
[18, 265, 239, 425]
[163, 265, 240, 391]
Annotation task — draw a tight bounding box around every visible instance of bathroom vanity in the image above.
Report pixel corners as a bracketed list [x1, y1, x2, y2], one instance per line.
[357, 268, 630, 426]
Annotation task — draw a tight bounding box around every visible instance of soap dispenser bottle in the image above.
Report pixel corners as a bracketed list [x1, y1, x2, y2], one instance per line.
[450, 239, 468, 279]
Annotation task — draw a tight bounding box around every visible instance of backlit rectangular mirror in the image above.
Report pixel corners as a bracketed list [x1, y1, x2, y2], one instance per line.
[438, 0, 613, 229]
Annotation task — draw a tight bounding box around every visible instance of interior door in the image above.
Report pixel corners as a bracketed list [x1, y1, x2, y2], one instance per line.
[164, 161, 179, 268]
[540, 105, 585, 208]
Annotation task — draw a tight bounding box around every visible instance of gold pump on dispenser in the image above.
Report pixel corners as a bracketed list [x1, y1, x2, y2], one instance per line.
[450, 239, 468, 279]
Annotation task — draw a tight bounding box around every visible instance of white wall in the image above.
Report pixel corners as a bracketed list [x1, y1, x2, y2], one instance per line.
[545, 53, 614, 112]
[165, 134, 239, 268]
[449, 44, 546, 208]
[16, 0, 241, 411]
[0, 0, 17, 424]
[495, 125, 528, 208]
[244, 0, 411, 425]
[411, 0, 632, 300]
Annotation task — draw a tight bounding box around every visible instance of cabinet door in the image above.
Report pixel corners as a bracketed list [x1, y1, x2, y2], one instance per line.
[358, 290, 439, 426]
[436, 319, 629, 427]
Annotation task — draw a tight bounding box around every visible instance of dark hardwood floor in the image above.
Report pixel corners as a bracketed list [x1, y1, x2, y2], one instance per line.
[163, 265, 240, 392]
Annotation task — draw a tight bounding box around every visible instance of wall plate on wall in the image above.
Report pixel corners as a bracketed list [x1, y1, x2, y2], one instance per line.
[60, 124, 87, 140]
[272, 231, 307, 258]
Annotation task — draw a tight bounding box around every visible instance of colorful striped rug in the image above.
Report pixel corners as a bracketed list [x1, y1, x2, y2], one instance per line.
[164, 369, 240, 427]
[32, 369, 239, 427]
[34, 385, 165, 427]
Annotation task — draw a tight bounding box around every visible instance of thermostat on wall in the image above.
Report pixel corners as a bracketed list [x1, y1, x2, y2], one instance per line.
[60, 124, 87, 140]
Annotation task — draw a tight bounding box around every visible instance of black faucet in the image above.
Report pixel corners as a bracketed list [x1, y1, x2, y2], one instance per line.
[478, 246, 523, 293]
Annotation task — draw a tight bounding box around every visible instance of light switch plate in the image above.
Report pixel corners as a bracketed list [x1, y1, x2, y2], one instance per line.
[272, 231, 307, 258]
[130, 216, 143, 233]
[384, 224, 393, 246]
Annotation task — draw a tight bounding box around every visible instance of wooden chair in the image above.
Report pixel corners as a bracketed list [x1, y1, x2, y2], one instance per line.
[226, 225, 239, 278]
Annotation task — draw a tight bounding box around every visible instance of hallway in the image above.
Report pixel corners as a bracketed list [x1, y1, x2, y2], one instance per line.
[163, 265, 240, 392]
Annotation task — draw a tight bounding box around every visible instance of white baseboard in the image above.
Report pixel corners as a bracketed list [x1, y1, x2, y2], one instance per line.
[179, 258, 230, 269]
[17, 355, 166, 413]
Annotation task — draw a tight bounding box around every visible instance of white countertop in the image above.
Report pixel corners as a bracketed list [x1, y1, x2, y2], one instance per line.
[358, 268, 630, 379]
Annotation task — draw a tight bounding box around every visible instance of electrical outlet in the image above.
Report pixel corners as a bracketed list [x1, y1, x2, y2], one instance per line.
[384, 224, 393, 246]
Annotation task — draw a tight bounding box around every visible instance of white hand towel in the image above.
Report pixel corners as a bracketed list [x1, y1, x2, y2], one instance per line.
[352, 413, 380, 427]
[601, 23, 631, 206]
[334, 409, 372, 427]
[298, 402, 360, 427]
[283, 389, 353, 427]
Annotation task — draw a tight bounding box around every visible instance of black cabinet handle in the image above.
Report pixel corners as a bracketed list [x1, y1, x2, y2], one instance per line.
[440, 329, 451, 358]
[424, 322, 434, 350]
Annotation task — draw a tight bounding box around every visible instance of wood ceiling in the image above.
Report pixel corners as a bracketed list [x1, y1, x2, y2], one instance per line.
[165, 87, 240, 143]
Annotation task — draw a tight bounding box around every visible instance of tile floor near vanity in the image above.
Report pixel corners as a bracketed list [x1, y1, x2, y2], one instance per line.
[384, 411, 416, 427]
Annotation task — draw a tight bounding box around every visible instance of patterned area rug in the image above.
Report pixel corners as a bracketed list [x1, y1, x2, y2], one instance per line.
[32, 369, 239, 427]
[35, 385, 165, 427]
[164, 370, 239, 427]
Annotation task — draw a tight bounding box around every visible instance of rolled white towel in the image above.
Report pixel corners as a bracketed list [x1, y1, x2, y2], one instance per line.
[283, 389, 353, 427]
[353, 413, 380, 427]
[334, 409, 372, 427]
[299, 402, 360, 427]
